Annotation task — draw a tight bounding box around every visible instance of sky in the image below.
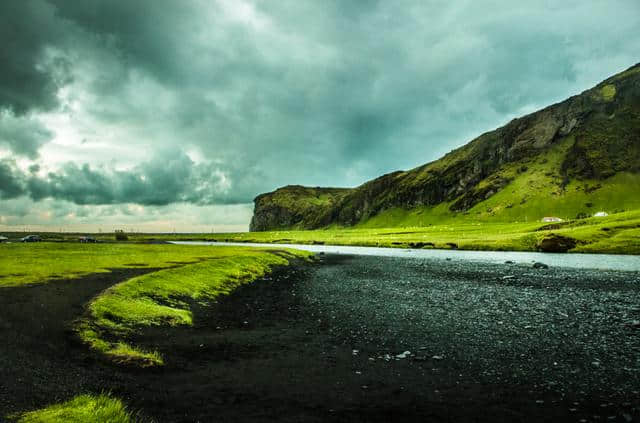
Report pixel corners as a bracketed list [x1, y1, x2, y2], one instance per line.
[1, 1, 639, 232]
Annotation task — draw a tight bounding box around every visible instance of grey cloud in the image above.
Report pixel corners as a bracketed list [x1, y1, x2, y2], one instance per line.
[0, 1, 72, 114]
[1, 0, 639, 218]
[0, 197, 252, 232]
[0, 112, 54, 158]
[26, 149, 243, 206]
[0, 159, 26, 199]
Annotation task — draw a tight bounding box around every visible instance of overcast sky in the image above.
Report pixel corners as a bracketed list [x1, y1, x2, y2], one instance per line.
[1, 0, 639, 232]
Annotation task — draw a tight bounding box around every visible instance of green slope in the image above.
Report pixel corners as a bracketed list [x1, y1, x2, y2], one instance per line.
[250, 63, 640, 232]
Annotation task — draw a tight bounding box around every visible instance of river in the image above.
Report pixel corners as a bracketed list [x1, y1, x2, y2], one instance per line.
[171, 241, 640, 272]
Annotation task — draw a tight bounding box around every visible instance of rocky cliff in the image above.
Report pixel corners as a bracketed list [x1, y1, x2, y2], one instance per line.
[249, 186, 350, 231]
[250, 64, 640, 231]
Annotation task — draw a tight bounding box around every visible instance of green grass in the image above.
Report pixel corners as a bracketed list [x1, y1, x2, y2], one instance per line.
[7, 206, 636, 255]
[0, 243, 311, 365]
[600, 84, 616, 101]
[8, 394, 135, 423]
[116, 210, 639, 254]
[0, 243, 300, 288]
[75, 247, 311, 366]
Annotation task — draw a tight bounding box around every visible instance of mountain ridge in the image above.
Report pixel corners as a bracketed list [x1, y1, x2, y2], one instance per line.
[250, 63, 640, 231]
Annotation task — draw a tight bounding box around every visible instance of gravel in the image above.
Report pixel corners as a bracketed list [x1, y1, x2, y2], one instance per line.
[300, 255, 640, 401]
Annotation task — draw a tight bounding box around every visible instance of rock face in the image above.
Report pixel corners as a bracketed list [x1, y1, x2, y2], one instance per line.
[249, 186, 349, 231]
[251, 64, 640, 231]
[536, 234, 578, 253]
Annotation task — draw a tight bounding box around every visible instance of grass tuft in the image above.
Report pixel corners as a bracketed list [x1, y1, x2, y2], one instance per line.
[600, 84, 616, 101]
[9, 394, 135, 423]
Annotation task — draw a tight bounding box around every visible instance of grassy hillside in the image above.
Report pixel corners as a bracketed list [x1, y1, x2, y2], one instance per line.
[362, 137, 640, 227]
[250, 63, 640, 231]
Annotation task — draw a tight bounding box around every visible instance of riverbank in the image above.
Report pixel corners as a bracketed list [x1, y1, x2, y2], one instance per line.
[1, 244, 311, 421]
[6, 210, 637, 255]
[192, 210, 640, 254]
[3, 253, 638, 422]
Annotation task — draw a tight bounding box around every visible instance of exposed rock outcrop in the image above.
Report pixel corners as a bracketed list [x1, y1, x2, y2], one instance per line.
[536, 234, 578, 253]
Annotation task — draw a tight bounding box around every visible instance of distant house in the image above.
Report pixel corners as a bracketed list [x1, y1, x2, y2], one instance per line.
[541, 217, 563, 223]
[594, 211, 609, 217]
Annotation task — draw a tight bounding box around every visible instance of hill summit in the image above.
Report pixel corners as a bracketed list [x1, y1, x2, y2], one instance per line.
[250, 64, 640, 231]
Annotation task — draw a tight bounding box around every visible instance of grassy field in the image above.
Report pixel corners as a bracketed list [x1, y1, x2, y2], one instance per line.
[9, 394, 135, 423]
[0, 243, 312, 366]
[76, 247, 310, 366]
[28, 209, 631, 254]
[3, 209, 639, 255]
[0, 243, 310, 288]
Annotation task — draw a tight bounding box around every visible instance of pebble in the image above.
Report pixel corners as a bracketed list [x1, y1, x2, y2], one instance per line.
[395, 351, 411, 359]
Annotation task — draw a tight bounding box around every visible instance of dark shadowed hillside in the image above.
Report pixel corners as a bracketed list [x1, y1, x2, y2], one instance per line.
[251, 64, 640, 231]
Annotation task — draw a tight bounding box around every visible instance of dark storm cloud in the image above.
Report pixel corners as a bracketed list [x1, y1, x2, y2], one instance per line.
[26, 149, 240, 206]
[0, 112, 53, 158]
[0, 159, 26, 199]
[0, 1, 72, 114]
[0, 147, 250, 206]
[1, 0, 639, 214]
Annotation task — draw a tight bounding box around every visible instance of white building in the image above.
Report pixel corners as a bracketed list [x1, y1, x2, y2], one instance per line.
[541, 217, 563, 222]
[594, 211, 608, 217]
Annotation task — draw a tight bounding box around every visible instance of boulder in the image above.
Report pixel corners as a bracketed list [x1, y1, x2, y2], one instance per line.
[536, 234, 577, 253]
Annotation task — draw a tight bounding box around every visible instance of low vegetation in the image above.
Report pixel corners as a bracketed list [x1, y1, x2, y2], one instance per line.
[0, 243, 302, 288]
[0, 243, 311, 365]
[143, 210, 640, 254]
[8, 394, 135, 423]
[75, 247, 311, 366]
[4, 208, 637, 255]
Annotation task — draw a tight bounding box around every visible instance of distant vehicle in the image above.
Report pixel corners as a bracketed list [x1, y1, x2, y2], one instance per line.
[0, 236, 8, 243]
[593, 211, 609, 217]
[79, 236, 99, 243]
[20, 235, 42, 242]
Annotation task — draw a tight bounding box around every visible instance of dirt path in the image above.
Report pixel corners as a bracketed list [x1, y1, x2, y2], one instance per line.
[1, 255, 639, 422]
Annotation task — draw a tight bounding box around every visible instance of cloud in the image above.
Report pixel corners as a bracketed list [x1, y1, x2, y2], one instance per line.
[0, 111, 54, 158]
[1, 0, 639, 229]
[0, 1, 73, 115]
[23, 149, 248, 206]
[0, 159, 26, 199]
[0, 196, 253, 232]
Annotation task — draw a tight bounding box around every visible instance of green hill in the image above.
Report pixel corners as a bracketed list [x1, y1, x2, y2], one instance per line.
[250, 64, 640, 231]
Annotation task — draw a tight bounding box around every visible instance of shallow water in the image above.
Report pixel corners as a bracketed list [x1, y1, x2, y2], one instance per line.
[171, 241, 640, 272]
